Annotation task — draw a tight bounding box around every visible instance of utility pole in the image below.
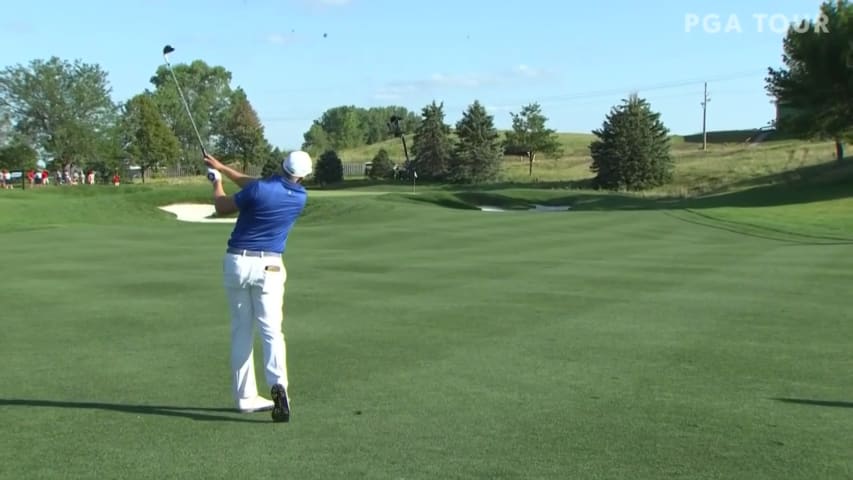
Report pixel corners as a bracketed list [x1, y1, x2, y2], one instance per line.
[701, 82, 710, 151]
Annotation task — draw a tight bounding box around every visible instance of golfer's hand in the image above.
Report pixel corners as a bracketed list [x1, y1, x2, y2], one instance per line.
[203, 153, 224, 171]
[207, 168, 222, 184]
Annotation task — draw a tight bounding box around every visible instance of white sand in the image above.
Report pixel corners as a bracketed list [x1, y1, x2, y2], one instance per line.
[477, 204, 571, 213]
[531, 204, 571, 212]
[159, 203, 237, 223]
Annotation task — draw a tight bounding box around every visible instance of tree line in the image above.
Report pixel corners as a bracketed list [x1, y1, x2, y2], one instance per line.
[0, 57, 277, 182]
[299, 0, 853, 190]
[0, 0, 848, 190]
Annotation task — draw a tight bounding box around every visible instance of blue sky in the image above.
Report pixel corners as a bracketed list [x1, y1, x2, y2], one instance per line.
[0, 0, 831, 150]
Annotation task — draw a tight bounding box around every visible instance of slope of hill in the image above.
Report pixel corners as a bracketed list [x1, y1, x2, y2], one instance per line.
[332, 129, 841, 196]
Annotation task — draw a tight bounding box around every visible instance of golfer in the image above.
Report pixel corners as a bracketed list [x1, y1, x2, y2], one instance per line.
[204, 151, 313, 423]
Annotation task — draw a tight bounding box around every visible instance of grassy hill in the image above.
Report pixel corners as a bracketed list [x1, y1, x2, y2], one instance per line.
[331, 129, 842, 197]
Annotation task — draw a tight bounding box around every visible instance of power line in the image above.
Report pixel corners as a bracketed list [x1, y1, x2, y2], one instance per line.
[256, 69, 770, 123]
[701, 82, 710, 151]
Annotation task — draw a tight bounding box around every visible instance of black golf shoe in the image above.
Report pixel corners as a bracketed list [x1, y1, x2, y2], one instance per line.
[271, 384, 290, 423]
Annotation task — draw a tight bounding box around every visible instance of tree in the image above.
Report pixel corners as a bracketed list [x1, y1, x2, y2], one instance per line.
[308, 106, 365, 151]
[450, 100, 503, 183]
[503, 103, 562, 176]
[302, 105, 420, 154]
[149, 60, 233, 167]
[217, 88, 267, 172]
[589, 93, 673, 191]
[369, 148, 394, 179]
[0, 106, 11, 146]
[359, 106, 420, 144]
[765, 0, 852, 161]
[314, 149, 343, 185]
[302, 122, 331, 157]
[121, 93, 182, 183]
[411, 101, 453, 180]
[0, 142, 38, 170]
[261, 146, 287, 178]
[0, 56, 117, 168]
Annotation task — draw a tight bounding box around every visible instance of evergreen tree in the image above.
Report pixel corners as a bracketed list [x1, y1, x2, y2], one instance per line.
[411, 101, 453, 181]
[589, 93, 673, 191]
[216, 88, 267, 172]
[261, 146, 287, 178]
[314, 149, 343, 185]
[121, 93, 182, 183]
[369, 148, 394, 180]
[450, 100, 503, 183]
[765, 0, 852, 160]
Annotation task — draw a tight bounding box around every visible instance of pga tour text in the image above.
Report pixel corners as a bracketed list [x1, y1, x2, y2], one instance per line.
[685, 13, 830, 34]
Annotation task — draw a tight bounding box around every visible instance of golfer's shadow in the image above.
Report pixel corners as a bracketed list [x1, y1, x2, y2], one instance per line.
[0, 398, 269, 423]
[772, 397, 853, 409]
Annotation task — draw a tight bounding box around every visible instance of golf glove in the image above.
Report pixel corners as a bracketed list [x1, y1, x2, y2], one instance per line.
[207, 168, 221, 183]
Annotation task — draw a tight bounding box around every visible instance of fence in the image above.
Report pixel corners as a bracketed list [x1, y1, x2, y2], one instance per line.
[134, 162, 371, 181]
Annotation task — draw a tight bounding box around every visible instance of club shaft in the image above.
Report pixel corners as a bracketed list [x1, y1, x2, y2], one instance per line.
[164, 57, 206, 154]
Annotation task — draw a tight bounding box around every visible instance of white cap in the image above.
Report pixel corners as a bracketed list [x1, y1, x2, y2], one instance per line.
[282, 150, 313, 177]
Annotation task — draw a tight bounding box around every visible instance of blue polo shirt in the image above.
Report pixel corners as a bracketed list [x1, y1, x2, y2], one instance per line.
[227, 175, 307, 254]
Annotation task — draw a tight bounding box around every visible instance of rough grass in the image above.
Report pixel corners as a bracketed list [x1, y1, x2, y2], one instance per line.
[331, 129, 840, 195]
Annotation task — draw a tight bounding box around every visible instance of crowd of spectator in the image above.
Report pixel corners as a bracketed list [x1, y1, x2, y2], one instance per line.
[0, 166, 121, 189]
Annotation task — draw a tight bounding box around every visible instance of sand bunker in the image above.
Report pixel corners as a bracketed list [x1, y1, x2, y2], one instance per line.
[478, 204, 571, 213]
[159, 203, 237, 223]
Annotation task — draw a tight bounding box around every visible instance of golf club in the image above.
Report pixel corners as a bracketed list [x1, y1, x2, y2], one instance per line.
[162, 44, 217, 182]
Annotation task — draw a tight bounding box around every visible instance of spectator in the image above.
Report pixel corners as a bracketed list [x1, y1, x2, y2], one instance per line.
[113, 172, 120, 186]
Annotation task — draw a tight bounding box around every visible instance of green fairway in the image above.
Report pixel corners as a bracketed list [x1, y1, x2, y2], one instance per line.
[1, 179, 852, 479]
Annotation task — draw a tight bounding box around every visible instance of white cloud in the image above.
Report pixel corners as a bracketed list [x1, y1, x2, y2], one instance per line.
[513, 64, 546, 78]
[299, 0, 351, 7]
[266, 31, 298, 45]
[1, 21, 34, 34]
[372, 64, 554, 101]
[485, 105, 515, 113]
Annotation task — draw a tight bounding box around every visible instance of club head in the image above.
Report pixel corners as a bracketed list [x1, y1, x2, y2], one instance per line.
[163, 45, 175, 55]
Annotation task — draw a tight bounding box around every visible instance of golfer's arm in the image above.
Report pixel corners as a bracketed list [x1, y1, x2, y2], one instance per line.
[218, 164, 256, 188]
[212, 181, 238, 215]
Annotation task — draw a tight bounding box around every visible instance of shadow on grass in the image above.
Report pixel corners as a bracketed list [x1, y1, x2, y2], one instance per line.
[721, 156, 853, 193]
[431, 157, 853, 212]
[772, 398, 853, 409]
[440, 178, 595, 192]
[306, 178, 391, 190]
[390, 158, 853, 244]
[680, 128, 801, 144]
[0, 398, 269, 423]
[661, 210, 853, 245]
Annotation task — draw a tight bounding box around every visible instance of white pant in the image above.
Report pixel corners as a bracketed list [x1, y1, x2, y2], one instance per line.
[222, 252, 288, 402]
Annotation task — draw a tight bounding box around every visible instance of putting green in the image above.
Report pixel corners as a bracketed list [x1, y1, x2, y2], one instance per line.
[0, 184, 851, 479]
